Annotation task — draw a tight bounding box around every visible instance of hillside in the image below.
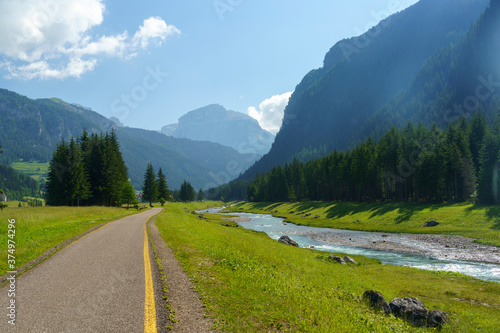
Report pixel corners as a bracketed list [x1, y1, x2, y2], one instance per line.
[161, 104, 274, 156]
[0, 163, 41, 200]
[240, 0, 490, 178]
[361, 0, 500, 136]
[0, 89, 255, 190]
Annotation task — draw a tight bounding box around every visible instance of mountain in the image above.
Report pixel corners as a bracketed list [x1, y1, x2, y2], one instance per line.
[0, 89, 255, 190]
[161, 104, 275, 156]
[240, 0, 490, 179]
[109, 116, 124, 127]
[361, 0, 500, 135]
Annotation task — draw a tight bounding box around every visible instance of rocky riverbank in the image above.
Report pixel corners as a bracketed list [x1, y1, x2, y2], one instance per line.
[308, 231, 500, 264]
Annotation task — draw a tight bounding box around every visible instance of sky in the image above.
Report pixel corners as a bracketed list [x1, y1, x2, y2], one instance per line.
[0, 0, 419, 133]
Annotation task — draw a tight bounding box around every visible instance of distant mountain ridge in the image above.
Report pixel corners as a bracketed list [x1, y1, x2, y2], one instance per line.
[240, 0, 491, 179]
[0, 89, 255, 190]
[161, 104, 275, 156]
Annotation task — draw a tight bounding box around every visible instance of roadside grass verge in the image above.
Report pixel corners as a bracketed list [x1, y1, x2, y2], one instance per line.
[225, 202, 500, 247]
[155, 202, 500, 332]
[0, 206, 139, 276]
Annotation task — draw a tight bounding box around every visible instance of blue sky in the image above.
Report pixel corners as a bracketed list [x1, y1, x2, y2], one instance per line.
[0, 0, 419, 132]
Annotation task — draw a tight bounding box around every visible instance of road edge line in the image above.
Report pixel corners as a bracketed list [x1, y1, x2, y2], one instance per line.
[144, 209, 163, 333]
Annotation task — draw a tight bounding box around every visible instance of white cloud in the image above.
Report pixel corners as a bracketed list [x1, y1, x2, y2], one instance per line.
[0, 0, 180, 80]
[2, 57, 98, 80]
[132, 17, 181, 50]
[248, 92, 293, 135]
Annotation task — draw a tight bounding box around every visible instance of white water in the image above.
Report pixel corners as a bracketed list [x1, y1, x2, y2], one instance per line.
[202, 208, 500, 283]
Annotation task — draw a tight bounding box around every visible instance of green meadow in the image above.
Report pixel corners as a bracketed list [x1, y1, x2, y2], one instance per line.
[0, 206, 138, 276]
[11, 161, 50, 182]
[155, 202, 500, 332]
[225, 201, 500, 247]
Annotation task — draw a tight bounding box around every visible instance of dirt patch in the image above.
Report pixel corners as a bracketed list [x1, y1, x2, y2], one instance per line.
[149, 218, 214, 332]
[223, 217, 252, 223]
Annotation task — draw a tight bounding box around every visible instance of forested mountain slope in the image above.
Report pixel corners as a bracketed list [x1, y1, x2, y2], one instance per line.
[361, 0, 500, 137]
[240, 0, 490, 179]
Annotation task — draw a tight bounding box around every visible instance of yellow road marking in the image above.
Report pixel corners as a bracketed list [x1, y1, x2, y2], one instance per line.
[144, 220, 157, 333]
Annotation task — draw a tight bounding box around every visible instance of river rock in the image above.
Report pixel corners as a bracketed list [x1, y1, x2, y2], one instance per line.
[363, 291, 391, 315]
[344, 256, 357, 264]
[427, 309, 449, 327]
[422, 220, 440, 227]
[278, 236, 299, 247]
[329, 255, 346, 264]
[389, 297, 428, 326]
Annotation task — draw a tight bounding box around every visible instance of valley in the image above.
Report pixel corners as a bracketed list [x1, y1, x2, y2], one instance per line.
[1, 0, 500, 332]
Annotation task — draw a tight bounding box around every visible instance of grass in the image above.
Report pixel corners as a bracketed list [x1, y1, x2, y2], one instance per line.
[11, 161, 50, 182]
[225, 201, 500, 247]
[155, 202, 500, 332]
[0, 205, 139, 276]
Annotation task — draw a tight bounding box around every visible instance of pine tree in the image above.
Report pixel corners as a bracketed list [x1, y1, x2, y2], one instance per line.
[142, 163, 158, 207]
[469, 111, 488, 177]
[477, 134, 500, 204]
[156, 167, 171, 204]
[0, 145, 3, 197]
[179, 180, 195, 202]
[87, 133, 108, 206]
[197, 189, 206, 201]
[247, 183, 257, 202]
[67, 138, 91, 206]
[104, 130, 128, 206]
[46, 140, 70, 206]
[121, 180, 138, 209]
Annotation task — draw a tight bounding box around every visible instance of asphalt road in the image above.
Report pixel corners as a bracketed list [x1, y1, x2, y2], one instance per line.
[1, 208, 163, 333]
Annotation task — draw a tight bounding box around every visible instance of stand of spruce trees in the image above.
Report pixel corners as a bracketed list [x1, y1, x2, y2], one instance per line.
[247, 112, 500, 205]
[46, 129, 131, 207]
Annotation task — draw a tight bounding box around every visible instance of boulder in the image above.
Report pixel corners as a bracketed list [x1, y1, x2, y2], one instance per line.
[305, 213, 312, 217]
[389, 297, 429, 326]
[313, 215, 320, 219]
[422, 220, 440, 227]
[344, 256, 357, 264]
[278, 236, 299, 247]
[363, 291, 391, 315]
[329, 255, 346, 264]
[427, 309, 449, 328]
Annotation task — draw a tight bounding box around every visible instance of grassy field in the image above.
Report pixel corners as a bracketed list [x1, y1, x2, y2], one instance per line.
[0, 205, 139, 276]
[155, 202, 500, 332]
[225, 201, 500, 247]
[11, 161, 50, 182]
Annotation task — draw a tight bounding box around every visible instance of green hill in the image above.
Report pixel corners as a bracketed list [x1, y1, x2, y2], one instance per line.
[0, 89, 255, 190]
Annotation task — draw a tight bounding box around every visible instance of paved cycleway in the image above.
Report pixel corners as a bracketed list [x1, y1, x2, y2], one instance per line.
[1, 208, 162, 333]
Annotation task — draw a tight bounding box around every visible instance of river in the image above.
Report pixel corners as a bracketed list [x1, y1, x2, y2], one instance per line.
[201, 208, 500, 283]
